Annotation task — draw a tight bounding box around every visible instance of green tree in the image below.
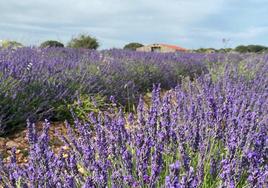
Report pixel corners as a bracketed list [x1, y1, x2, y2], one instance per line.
[247, 45, 267, 53]
[235, 45, 249, 53]
[0, 40, 23, 49]
[67, 34, 99, 49]
[123, 42, 144, 51]
[235, 45, 267, 53]
[217, 48, 233, 53]
[40, 40, 64, 48]
[194, 48, 216, 53]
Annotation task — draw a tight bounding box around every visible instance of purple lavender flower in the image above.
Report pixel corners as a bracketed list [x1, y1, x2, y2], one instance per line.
[0, 53, 267, 187]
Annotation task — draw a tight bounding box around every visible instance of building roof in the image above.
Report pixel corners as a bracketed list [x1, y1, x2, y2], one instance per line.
[159, 44, 187, 51]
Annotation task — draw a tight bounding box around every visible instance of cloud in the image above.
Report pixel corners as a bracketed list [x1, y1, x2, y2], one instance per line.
[0, 0, 267, 48]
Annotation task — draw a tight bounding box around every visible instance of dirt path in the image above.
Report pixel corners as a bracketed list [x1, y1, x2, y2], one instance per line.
[0, 122, 67, 164]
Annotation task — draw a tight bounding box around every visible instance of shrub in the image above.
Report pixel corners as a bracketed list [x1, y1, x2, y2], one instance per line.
[67, 34, 99, 49]
[217, 48, 233, 53]
[235, 45, 248, 53]
[40, 40, 64, 48]
[247, 45, 267, 53]
[0, 40, 23, 49]
[55, 94, 109, 122]
[235, 45, 268, 53]
[123, 42, 144, 51]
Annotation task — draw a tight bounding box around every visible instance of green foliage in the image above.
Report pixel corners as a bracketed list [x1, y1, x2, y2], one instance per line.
[194, 48, 234, 53]
[0, 40, 23, 49]
[235, 45, 249, 53]
[207, 60, 261, 83]
[206, 62, 226, 82]
[70, 94, 107, 121]
[194, 48, 216, 53]
[123, 42, 144, 51]
[55, 94, 109, 122]
[128, 63, 163, 90]
[262, 49, 268, 54]
[194, 45, 268, 54]
[247, 45, 267, 53]
[217, 48, 232, 53]
[235, 45, 268, 53]
[40, 40, 64, 48]
[67, 34, 99, 49]
[237, 62, 259, 80]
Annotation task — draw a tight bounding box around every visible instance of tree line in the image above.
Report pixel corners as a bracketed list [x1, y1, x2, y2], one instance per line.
[193, 45, 268, 53]
[0, 34, 99, 50]
[1, 34, 267, 53]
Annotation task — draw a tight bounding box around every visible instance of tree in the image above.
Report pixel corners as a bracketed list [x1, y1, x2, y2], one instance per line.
[0, 40, 23, 49]
[235, 45, 249, 53]
[235, 45, 268, 53]
[247, 45, 267, 53]
[123, 43, 144, 51]
[217, 48, 233, 53]
[67, 34, 99, 49]
[40, 40, 64, 48]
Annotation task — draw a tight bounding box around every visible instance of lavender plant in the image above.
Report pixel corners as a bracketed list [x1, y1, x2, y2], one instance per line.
[1, 60, 267, 187]
[0, 47, 213, 135]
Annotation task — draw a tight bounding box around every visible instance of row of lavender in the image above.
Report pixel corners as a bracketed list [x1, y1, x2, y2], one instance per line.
[1, 61, 267, 187]
[0, 47, 227, 135]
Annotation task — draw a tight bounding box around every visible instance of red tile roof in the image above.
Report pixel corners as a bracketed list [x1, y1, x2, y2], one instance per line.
[160, 44, 187, 51]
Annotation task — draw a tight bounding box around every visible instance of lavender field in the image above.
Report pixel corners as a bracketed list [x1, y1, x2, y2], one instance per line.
[0, 48, 267, 187]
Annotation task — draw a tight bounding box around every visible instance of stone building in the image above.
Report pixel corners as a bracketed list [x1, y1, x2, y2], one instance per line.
[136, 43, 187, 53]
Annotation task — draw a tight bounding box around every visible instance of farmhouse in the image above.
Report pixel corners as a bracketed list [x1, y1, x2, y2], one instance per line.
[136, 43, 187, 53]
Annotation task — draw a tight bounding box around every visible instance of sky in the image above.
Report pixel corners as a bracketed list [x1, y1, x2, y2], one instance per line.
[0, 0, 268, 49]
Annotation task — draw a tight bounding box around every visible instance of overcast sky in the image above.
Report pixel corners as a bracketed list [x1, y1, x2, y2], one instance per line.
[0, 0, 267, 49]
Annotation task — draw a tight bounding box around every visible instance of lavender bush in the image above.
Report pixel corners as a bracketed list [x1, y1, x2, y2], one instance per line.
[1, 46, 263, 136]
[0, 47, 212, 135]
[0, 59, 267, 187]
